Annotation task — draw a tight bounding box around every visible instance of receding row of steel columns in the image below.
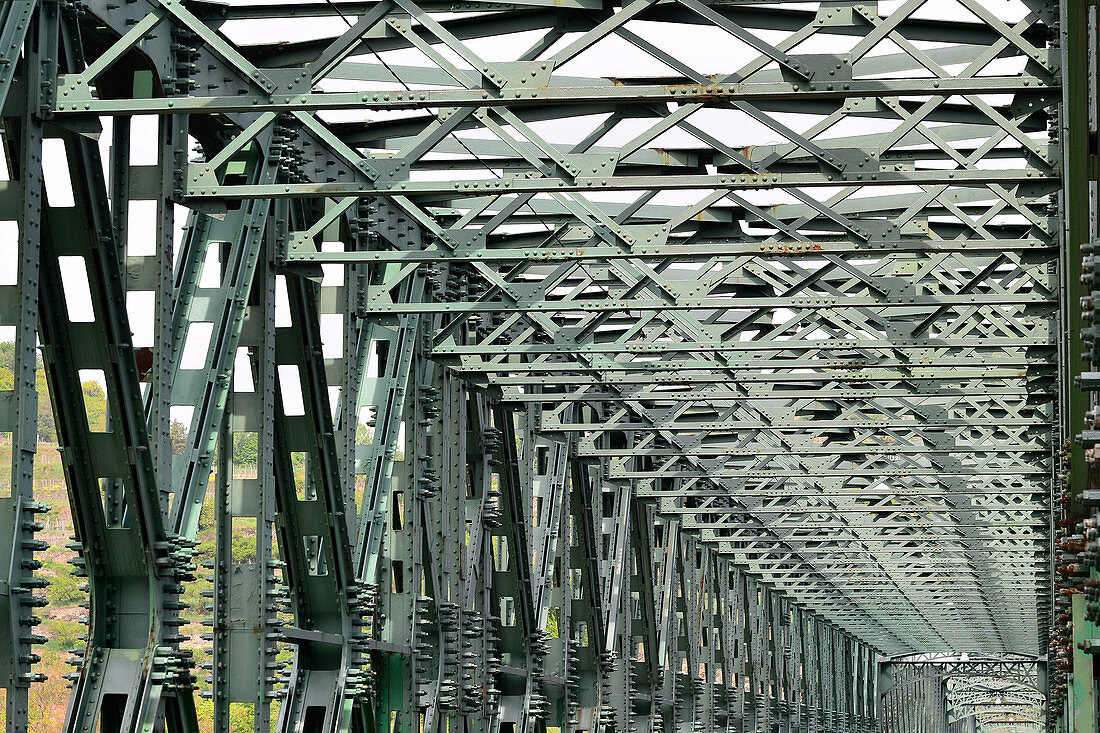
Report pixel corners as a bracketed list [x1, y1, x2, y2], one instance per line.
[1061, 0, 1097, 727]
[0, 0, 1028, 730]
[881, 674, 945, 733]
[383, 349, 883, 733]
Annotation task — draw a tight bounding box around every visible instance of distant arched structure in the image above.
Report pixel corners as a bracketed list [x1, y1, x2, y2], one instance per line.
[880, 655, 1046, 733]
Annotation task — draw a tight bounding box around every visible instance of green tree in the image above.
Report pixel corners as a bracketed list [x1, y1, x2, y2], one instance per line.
[232, 432, 258, 465]
[81, 381, 107, 432]
[0, 341, 13, 391]
[0, 341, 58, 442]
[170, 420, 188, 455]
[230, 533, 256, 564]
[45, 569, 84, 606]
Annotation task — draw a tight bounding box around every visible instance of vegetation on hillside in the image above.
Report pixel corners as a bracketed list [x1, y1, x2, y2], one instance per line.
[0, 341, 58, 442]
[0, 346, 265, 733]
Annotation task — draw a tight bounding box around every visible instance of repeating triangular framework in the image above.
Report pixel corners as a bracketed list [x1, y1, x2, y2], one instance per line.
[0, 0, 1060, 731]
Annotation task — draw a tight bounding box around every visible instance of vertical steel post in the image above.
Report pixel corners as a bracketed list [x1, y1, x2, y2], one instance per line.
[1065, 0, 1096, 727]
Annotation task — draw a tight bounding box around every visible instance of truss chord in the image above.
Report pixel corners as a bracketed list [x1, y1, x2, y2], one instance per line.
[0, 0, 1069, 730]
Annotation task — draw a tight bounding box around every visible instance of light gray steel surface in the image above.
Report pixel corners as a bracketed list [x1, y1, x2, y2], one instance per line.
[0, 0, 1059, 731]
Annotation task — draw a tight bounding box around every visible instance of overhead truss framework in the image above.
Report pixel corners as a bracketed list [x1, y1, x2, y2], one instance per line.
[0, 0, 1061, 731]
[880, 655, 1046, 732]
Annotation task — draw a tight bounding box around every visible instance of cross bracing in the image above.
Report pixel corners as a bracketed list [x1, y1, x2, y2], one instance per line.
[0, 0, 1069, 731]
[881, 656, 1046, 733]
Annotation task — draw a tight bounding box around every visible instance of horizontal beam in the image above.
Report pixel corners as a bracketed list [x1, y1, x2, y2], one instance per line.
[54, 76, 1056, 114]
[187, 169, 1057, 199]
[286, 238, 1055, 264]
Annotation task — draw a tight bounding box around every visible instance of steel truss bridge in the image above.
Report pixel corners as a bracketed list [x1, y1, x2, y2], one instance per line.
[0, 0, 1095, 731]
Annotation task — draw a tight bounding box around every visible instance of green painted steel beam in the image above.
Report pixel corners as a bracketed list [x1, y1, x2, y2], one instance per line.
[0, 0, 1065, 726]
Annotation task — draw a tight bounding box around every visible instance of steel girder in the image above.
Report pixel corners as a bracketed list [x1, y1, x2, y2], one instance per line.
[0, 0, 1064, 731]
[879, 656, 1045, 733]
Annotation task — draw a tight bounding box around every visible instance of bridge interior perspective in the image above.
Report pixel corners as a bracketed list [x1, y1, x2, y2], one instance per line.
[0, 0, 1090, 731]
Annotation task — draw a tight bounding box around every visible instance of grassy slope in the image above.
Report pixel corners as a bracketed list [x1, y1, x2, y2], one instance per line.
[0, 442, 263, 733]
